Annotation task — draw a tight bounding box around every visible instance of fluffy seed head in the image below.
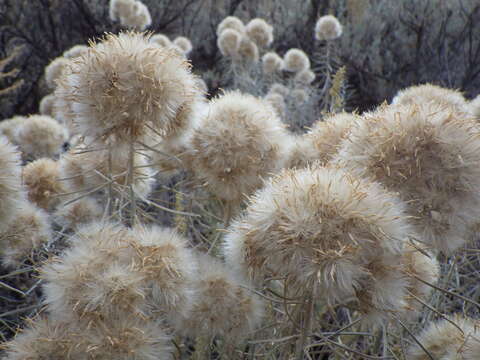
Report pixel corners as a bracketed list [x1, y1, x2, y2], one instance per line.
[41, 221, 145, 320]
[468, 94, 480, 119]
[39, 94, 56, 117]
[217, 28, 242, 57]
[291, 88, 309, 104]
[0, 135, 24, 231]
[2, 316, 81, 360]
[217, 16, 246, 36]
[262, 52, 283, 74]
[402, 242, 439, 314]
[283, 48, 310, 73]
[176, 253, 264, 342]
[269, 82, 289, 97]
[53, 197, 104, 230]
[129, 225, 197, 320]
[1, 201, 51, 268]
[294, 69, 316, 85]
[109, 0, 134, 21]
[236, 37, 259, 64]
[173, 36, 193, 56]
[0, 116, 26, 140]
[62, 44, 88, 59]
[315, 15, 343, 41]
[264, 92, 286, 119]
[114, 0, 152, 31]
[392, 83, 471, 115]
[150, 33, 172, 48]
[407, 315, 480, 360]
[44, 57, 69, 89]
[334, 103, 480, 253]
[246, 18, 273, 48]
[55, 32, 200, 144]
[223, 166, 413, 322]
[287, 112, 357, 169]
[189, 91, 292, 201]
[22, 158, 65, 211]
[13, 115, 68, 161]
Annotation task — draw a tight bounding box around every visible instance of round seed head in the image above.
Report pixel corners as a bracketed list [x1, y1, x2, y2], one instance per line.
[217, 16, 246, 36]
[291, 88, 309, 104]
[176, 253, 264, 342]
[109, 0, 134, 21]
[283, 48, 310, 73]
[44, 57, 69, 90]
[13, 115, 68, 161]
[189, 91, 292, 201]
[334, 103, 480, 253]
[39, 94, 56, 117]
[22, 158, 65, 211]
[223, 166, 413, 323]
[264, 92, 286, 119]
[150, 34, 172, 48]
[246, 18, 273, 48]
[287, 112, 357, 169]
[236, 37, 259, 64]
[217, 29, 242, 57]
[315, 15, 343, 41]
[173, 36, 193, 56]
[407, 315, 480, 360]
[53, 197, 104, 230]
[392, 83, 470, 115]
[1, 201, 51, 268]
[0, 135, 24, 231]
[294, 69, 315, 85]
[262, 52, 283, 74]
[0, 116, 27, 140]
[55, 32, 200, 144]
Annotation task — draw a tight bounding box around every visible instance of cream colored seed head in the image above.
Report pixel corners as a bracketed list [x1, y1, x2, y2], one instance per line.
[217, 16, 246, 36]
[283, 48, 310, 73]
[246, 18, 273, 48]
[55, 32, 200, 144]
[262, 52, 283, 74]
[315, 15, 343, 41]
[217, 28, 242, 57]
[44, 57, 69, 90]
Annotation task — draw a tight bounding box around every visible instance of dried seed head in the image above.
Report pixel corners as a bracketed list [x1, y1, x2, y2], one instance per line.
[407, 315, 480, 360]
[110, 0, 151, 30]
[294, 69, 316, 85]
[13, 115, 68, 161]
[22, 158, 65, 211]
[246, 18, 273, 48]
[1, 201, 51, 268]
[217, 16, 246, 36]
[189, 91, 292, 201]
[262, 52, 283, 74]
[269, 82, 290, 97]
[150, 33, 172, 48]
[291, 88, 309, 104]
[217, 29, 242, 57]
[55, 32, 200, 144]
[176, 253, 264, 342]
[283, 48, 310, 73]
[223, 166, 413, 323]
[287, 112, 357, 169]
[315, 15, 343, 41]
[41, 221, 145, 320]
[39, 94, 56, 117]
[0, 135, 24, 231]
[334, 103, 480, 253]
[53, 197, 104, 230]
[109, 0, 134, 21]
[236, 37, 259, 64]
[0, 116, 27, 140]
[402, 242, 439, 314]
[469, 94, 480, 119]
[173, 36, 193, 56]
[129, 225, 197, 320]
[392, 83, 471, 115]
[62, 44, 88, 59]
[2, 316, 81, 360]
[44, 57, 69, 90]
[264, 92, 286, 119]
